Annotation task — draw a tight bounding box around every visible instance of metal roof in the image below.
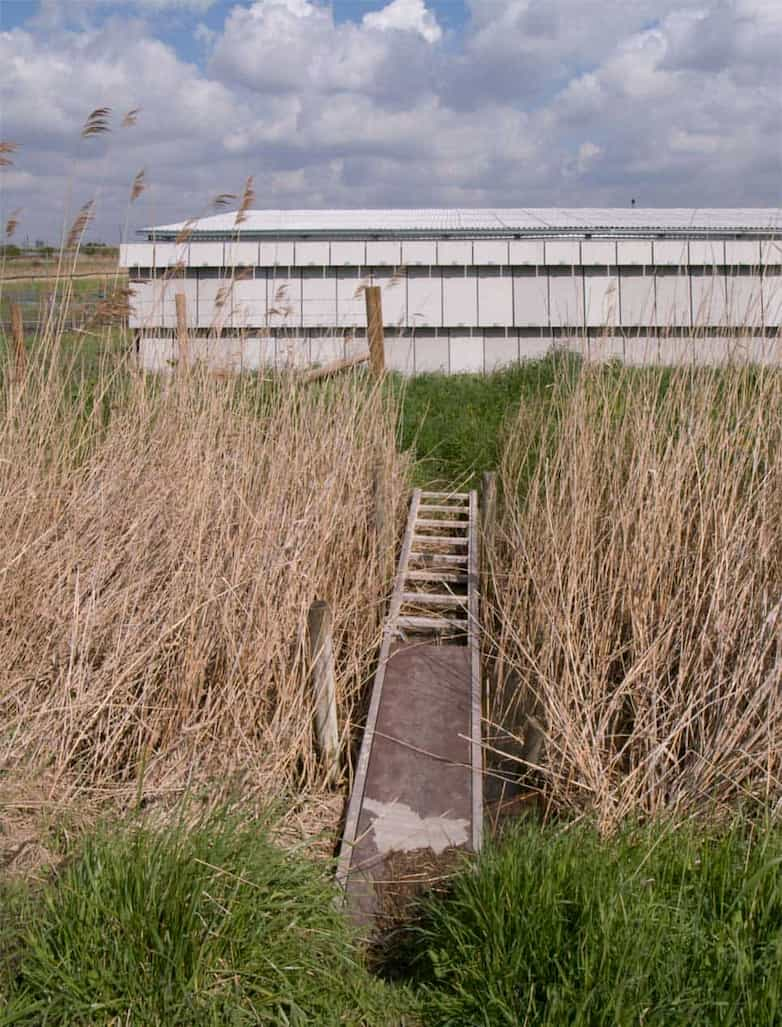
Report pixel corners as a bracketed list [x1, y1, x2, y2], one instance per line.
[143, 208, 782, 240]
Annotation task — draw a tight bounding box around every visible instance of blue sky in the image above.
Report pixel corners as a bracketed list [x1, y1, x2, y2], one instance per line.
[0, 0, 780, 243]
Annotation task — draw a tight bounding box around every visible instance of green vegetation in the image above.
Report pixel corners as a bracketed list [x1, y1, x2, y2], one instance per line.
[0, 812, 414, 1026]
[398, 817, 782, 1026]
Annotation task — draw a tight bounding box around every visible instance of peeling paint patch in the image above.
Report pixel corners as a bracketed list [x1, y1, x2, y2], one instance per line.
[363, 797, 469, 855]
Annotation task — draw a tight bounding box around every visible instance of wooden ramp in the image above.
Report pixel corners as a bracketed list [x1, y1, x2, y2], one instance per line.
[336, 488, 482, 925]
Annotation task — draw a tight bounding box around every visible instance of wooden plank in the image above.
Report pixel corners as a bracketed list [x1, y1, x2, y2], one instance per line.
[421, 491, 470, 500]
[468, 489, 483, 852]
[336, 489, 422, 890]
[406, 569, 468, 583]
[402, 592, 468, 607]
[410, 552, 468, 564]
[412, 534, 469, 546]
[398, 614, 469, 631]
[418, 505, 471, 514]
[416, 518, 469, 529]
[300, 352, 368, 383]
[365, 285, 385, 378]
[307, 600, 339, 786]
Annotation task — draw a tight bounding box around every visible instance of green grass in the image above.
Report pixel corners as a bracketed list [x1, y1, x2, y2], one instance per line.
[0, 812, 415, 1026]
[392, 817, 782, 1026]
[393, 358, 568, 488]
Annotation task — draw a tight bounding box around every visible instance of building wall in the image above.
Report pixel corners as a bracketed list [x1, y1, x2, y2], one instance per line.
[122, 237, 782, 372]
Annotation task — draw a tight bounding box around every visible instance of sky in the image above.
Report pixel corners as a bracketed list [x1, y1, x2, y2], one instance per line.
[0, 0, 780, 244]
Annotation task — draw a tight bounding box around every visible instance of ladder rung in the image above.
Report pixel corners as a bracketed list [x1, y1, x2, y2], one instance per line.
[406, 569, 468, 583]
[420, 491, 470, 501]
[415, 518, 469, 530]
[418, 505, 470, 515]
[397, 615, 469, 632]
[412, 534, 469, 546]
[402, 592, 467, 607]
[409, 552, 468, 564]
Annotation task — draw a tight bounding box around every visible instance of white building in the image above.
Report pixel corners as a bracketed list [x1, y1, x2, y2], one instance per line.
[120, 208, 782, 372]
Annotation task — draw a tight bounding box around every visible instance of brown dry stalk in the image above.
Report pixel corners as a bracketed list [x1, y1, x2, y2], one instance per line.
[235, 177, 255, 226]
[121, 107, 141, 128]
[5, 208, 21, 238]
[65, 200, 95, 251]
[0, 141, 19, 167]
[130, 169, 146, 203]
[491, 352, 782, 832]
[0, 353, 408, 812]
[81, 107, 111, 138]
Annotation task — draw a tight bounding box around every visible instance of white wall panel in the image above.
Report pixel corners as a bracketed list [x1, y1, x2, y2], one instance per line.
[331, 241, 366, 266]
[548, 271, 584, 326]
[344, 330, 367, 358]
[294, 241, 330, 266]
[259, 241, 295, 266]
[223, 241, 259, 267]
[623, 334, 659, 365]
[413, 332, 449, 373]
[365, 241, 400, 266]
[407, 269, 442, 327]
[725, 241, 760, 266]
[449, 332, 484, 373]
[243, 336, 276, 369]
[154, 242, 190, 268]
[128, 280, 154, 328]
[586, 335, 625, 362]
[653, 240, 688, 266]
[484, 332, 519, 369]
[762, 241, 782, 266]
[473, 240, 508, 265]
[372, 271, 406, 327]
[529, 334, 558, 359]
[478, 268, 513, 327]
[513, 271, 549, 327]
[617, 240, 652, 265]
[158, 278, 198, 329]
[233, 276, 266, 329]
[752, 336, 782, 364]
[509, 240, 545, 265]
[581, 241, 616, 265]
[275, 333, 310, 367]
[188, 242, 223, 267]
[689, 240, 725, 265]
[545, 240, 580, 265]
[197, 278, 234, 328]
[619, 272, 655, 325]
[266, 274, 302, 327]
[763, 272, 782, 326]
[310, 332, 344, 365]
[301, 269, 337, 327]
[386, 335, 415, 374]
[139, 337, 175, 372]
[337, 270, 367, 327]
[655, 271, 691, 327]
[402, 240, 437, 265]
[437, 240, 473, 265]
[726, 274, 763, 327]
[120, 243, 154, 268]
[442, 268, 478, 326]
[584, 271, 618, 327]
[691, 271, 727, 326]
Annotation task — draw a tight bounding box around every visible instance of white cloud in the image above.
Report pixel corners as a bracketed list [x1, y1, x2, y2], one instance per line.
[0, 0, 779, 244]
[362, 0, 442, 44]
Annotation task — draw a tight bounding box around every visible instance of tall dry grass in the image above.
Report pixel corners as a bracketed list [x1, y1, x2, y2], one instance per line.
[0, 348, 407, 812]
[492, 359, 782, 830]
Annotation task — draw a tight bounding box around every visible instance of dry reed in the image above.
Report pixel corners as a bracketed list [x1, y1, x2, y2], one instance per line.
[0, 347, 407, 813]
[492, 357, 782, 831]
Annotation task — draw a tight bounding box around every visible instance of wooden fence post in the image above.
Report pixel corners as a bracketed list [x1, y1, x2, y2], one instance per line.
[175, 291, 189, 370]
[364, 286, 385, 378]
[307, 600, 340, 786]
[10, 303, 26, 382]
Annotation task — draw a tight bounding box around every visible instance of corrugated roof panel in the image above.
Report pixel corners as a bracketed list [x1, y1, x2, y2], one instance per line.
[143, 208, 782, 238]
